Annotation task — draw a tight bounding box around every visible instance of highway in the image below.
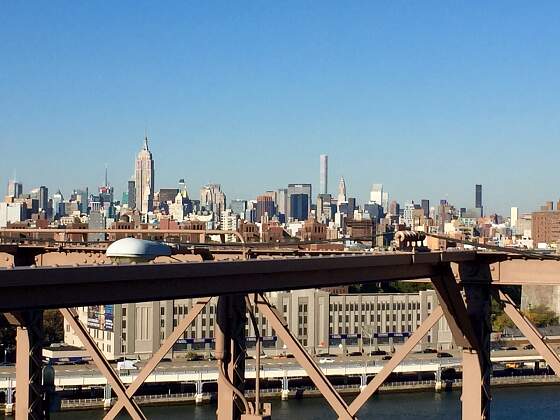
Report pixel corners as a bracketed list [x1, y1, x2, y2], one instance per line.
[0, 348, 546, 383]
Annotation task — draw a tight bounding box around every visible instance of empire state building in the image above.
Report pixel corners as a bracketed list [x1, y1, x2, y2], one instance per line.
[134, 136, 155, 214]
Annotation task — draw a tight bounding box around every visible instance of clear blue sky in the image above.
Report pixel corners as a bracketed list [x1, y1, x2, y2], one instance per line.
[1, 2, 559, 215]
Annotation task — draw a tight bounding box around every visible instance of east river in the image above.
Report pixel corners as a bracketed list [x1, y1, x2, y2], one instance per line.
[44, 385, 560, 419]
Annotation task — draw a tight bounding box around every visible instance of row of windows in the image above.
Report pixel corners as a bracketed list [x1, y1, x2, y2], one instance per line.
[329, 301, 422, 312]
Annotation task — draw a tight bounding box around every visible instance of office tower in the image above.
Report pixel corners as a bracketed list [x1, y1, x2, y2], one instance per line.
[134, 136, 155, 215]
[290, 194, 309, 221]
[370, 184, 383, 205]
[337, 177, 347, 204]
[230, 199, 247, 218]
[382, 191, 389, 211]
[421, 199, 430, 218]
[319, 154, 328, 195]
[256, 195, 275, 221]
[7, 179, 23, 198]
[200, 184, 226, 217]
[287, 184, 312, 219]
[389, 201, 400, 217]
[30, 186, 48, 212]
[52, 190, 64, 219]
[475, 184, 483, 217]
[510, 207, 519, 229]
[178, 179, 189, 199]
[126, 180, 136, 209]
[276, 188, 288, 216]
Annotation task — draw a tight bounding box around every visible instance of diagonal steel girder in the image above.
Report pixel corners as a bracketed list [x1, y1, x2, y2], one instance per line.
[496, 288, 560, 376]
[60, 308, 146, 420]
[103, 297, 210, 420]
[348, 306, 444, 417]
[254, 293, 355, 420]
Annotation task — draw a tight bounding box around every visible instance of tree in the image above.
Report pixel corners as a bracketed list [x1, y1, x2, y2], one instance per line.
[524, 305, 559, 327]
[43, 310, 64, 345]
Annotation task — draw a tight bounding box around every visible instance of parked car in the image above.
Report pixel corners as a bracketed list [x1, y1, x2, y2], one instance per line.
[369, 350, 387, 356]
[319, 358, 335, 364]
[348, 351, 363, 357]
[382, 355, 392, 360]
[437, 352, 453, 358]
[523, 344, 534, 350]
[423, 348, 437, 354]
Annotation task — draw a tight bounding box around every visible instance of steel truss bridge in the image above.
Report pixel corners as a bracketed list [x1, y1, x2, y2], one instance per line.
[1, 229, 560, 420]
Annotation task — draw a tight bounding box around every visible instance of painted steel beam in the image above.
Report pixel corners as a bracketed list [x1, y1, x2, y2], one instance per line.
[348, 306, 443, 417]
[255, 294, 355, 420]
[498, 289, 560, 376]
[103, 297, 210, 420]
[0, 253, 467, 311]
[489, 259, 560, 285]
[60, 308, 146, 420]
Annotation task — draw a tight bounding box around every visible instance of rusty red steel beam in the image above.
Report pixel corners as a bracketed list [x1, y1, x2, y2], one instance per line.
[0, 252, 481, 311]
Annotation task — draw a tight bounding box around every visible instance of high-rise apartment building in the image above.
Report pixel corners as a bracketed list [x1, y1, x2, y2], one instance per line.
[475, 184, 483, 217]
[134, 137, 155, 215]
[319, 154, 328, 195]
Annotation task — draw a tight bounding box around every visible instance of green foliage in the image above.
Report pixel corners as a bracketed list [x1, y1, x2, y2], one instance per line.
[524, 305, 559, 327]
[43, 310, 64, 345]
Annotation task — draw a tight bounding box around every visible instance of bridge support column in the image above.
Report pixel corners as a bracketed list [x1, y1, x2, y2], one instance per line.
[434, 366, 443, 392]
[216, 295, 247, 420]
[359, 373, 367, 392]
[458, 262, 492, 420]
[5, 378, 14, 415]
[103, 384, 112, 409]
[195, 380, 204, 404]
[281, 375, 289, 400]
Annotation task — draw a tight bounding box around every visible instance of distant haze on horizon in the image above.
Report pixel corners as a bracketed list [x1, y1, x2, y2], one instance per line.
[1, 2, 559, 215]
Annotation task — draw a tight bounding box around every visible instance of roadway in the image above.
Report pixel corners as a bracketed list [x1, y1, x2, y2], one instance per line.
[0, 348, 545, 380]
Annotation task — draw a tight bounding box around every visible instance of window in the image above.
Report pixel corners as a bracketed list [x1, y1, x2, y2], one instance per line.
[179, 306, 183, 315]
[428, 302, 432, 310]
[122, 307, 127, 317]
[122, 332, 126, 340]
[122, 320, 127, 329]
[160, 307, 165, 316]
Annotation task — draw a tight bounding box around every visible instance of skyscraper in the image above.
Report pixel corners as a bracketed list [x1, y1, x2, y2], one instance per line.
[134, 137, 155, 215]
[256, 195, 275, 221]
[337, 177, 347, 204]
[421, 199, 430, 218]
[370, 184, 383, 205]
[127, 180, 136, 210]
[287, 184, 312, 220]
[200, 184, 226, 221]
[290, 194, 309, 221]
[475, 184, 483, 217]
[7, 179, 23, 198]
[319, 154, 328, 195]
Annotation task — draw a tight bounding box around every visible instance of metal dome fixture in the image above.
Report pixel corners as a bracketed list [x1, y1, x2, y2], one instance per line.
[106, 237, 172, 263]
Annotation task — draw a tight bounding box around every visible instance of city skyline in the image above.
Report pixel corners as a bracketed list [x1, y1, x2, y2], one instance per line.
[0, 146, 531, 216]
[3, 3, 560, 214]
